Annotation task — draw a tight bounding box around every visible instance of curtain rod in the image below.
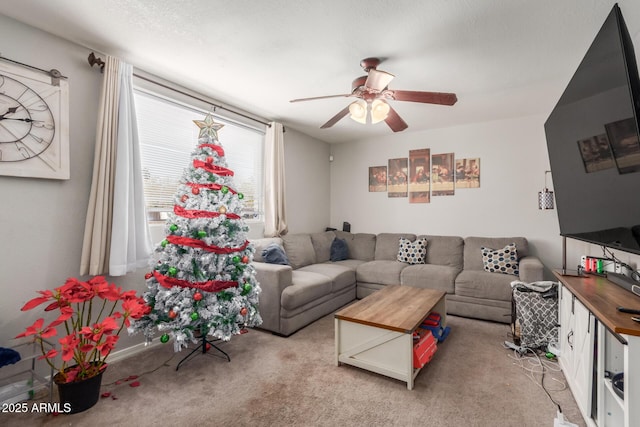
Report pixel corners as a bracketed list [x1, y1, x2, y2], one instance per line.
[88, 52, 271, 128]
[1, 54, 67, 85]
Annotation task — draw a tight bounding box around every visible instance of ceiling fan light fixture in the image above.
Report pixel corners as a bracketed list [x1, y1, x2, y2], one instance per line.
[365, 69, 395, 92]
[291, 58, 457, 131]
[348, 100, 367, 124]
[370, 99, 390, 124]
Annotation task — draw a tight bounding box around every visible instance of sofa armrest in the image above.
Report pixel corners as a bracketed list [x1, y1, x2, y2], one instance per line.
[518, 256, 544, 283]
[253, 262, 293, 334]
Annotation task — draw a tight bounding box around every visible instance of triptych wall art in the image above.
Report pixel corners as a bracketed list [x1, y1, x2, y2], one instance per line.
[368, 150, 480, 203]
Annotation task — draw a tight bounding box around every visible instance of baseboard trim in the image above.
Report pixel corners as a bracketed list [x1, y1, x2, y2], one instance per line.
[107, 338, 163, 364]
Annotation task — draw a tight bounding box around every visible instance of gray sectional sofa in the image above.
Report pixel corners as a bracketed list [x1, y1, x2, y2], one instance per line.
[251, 231, 543, 336]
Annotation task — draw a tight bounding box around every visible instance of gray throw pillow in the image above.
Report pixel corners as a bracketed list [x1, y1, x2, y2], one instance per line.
[330, 238, 349, 261]
[262, 243, 290, 265]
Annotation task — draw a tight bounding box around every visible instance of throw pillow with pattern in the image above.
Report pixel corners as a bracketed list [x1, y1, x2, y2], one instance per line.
[481, 243, 519, 276]
[397, 238, 427, 264]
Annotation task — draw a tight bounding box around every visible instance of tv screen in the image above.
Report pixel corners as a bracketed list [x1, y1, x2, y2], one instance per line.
[544, 4, 640, 256]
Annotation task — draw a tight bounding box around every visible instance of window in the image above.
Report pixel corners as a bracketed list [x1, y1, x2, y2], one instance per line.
[133, 89, 264, 224]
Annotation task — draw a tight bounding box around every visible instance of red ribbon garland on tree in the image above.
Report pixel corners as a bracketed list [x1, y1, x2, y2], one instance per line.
[153, 270, 237, 293]
[198, 143, 225, 157]
[174, 205, 240, 220]
[193, 159, 234, 176]
[166, 235, 249, 253]
[154, 142, 244, 293]
[185, 182, 237, 194]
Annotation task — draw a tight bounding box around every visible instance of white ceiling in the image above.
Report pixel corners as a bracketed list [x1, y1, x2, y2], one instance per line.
[0, 0, 629, 143]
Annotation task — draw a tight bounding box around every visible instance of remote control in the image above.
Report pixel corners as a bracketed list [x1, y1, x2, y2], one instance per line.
[616, 306, 640, 315]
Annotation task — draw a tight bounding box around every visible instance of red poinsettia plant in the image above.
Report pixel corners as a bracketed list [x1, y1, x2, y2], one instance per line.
[16, 276, 150, 384]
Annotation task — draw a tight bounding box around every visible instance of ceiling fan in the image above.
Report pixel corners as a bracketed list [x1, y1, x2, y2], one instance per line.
[290, 57, 457, 132]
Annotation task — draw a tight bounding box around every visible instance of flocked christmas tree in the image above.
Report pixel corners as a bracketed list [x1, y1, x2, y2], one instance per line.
[130, 113, 262, 352]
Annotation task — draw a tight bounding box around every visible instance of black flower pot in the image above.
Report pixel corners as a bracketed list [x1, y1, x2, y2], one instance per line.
[55, 368, 105, 414]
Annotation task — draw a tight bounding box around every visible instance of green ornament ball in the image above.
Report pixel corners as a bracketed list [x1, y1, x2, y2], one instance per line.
[197, 230, 207, 238]
[161, 239, 169, 248]
[190, 312, 199, 321]
[232, 256, 241, 264]
[168, 267, 177, 276]
[160, 334, 170, 344]
[238, 193, 244, 200]
[169, 224, 178, 232]
[243, 283, 252, 293]
[221, 186, 229, 194]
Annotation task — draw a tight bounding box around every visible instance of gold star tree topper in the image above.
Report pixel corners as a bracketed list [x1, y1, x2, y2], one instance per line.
[193, 113, 225, 140]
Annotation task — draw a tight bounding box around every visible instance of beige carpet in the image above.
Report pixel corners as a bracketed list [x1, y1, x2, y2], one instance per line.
[3, 314, 586, 427]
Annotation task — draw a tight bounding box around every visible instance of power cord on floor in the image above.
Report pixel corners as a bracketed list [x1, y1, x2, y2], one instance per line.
[503, 343, 577, 426]
[102, 352, 177, 387]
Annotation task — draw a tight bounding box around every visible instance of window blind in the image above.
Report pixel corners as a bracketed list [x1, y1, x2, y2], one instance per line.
[134, 90, 264, 221]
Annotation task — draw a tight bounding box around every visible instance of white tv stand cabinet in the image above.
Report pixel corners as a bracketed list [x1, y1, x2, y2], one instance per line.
[554, 271, 640, 427]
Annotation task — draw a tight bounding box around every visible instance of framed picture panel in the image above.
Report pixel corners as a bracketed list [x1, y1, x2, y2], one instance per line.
[387, 158, 408, 198]
[369, 166, 387, 192]
[431, 153, 454, 196]
[455, 158, 481, 189]
[409, 148, 430, 203]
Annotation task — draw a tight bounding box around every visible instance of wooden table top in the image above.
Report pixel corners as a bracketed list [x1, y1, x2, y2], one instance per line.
[335, 285, 446, 333]
[553, 270, 640, 338]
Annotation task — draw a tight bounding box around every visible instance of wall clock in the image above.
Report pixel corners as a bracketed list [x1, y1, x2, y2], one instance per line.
[0, 60, 69, 179]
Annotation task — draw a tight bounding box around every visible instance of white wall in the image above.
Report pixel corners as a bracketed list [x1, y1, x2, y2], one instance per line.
[0, 14, 332, 353]
[283, 127, 331, 233]
[0, 14, 150, 351]
[330, 114, 562, 277]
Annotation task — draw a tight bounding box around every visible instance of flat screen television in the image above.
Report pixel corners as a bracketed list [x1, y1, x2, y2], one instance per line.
[544, 3, 640, 257]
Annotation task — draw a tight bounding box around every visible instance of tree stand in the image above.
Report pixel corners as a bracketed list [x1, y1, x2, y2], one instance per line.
[176, 335, 230, 371]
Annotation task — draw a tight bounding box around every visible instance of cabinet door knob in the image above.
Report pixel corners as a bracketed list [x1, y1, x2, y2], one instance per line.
[567, 330, 574, 350]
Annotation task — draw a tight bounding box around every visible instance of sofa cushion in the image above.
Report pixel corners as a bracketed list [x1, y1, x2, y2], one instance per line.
[464, 237, 529, 271]
[281, 271, 332, 310]
[297, 263, 355, 292]
[357, 260, 408, 286]
[455, 270, 514, 301]
[375, 233, 416, 260]
[262, 243, 290, 265]
[400, 264, 458, 294]
[417, 235, 464, 269]
[330, 238, 349, 261]
[481, 243, 519, 276]
[310, 231, 335, 263]
[282, 234, 317, 269]
[397, 237, 427, 264]
[327, 259, 367, 270]
[251, 237, 283, 262]
[334, 231, 376, 261]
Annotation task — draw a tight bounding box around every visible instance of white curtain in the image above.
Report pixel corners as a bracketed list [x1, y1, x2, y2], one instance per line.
[80, 56, 152, 276]
[109, 62, 152, 275]
[263, 122, 288, 237]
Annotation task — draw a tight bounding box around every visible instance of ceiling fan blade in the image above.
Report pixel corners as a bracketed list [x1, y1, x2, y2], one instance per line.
[384, 106, 408, 132]
[320, 106, 350, 129]
[384, 90, 457, 105]
[290, 94, 352, 103]
[365, 69, 395, 92]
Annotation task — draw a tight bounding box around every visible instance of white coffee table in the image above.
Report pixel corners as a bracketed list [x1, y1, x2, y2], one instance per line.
[335, 285, 446, 390]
